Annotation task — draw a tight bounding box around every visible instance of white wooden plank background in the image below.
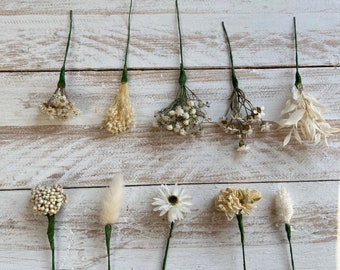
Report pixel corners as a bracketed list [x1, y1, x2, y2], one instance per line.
[0, 0, 339, 269]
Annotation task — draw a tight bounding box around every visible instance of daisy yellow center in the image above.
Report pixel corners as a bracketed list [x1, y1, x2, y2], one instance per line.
[168, 195, 179, 205]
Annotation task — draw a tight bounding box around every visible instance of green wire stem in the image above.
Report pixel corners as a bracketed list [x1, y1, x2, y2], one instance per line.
[293, 17, 302, 89]
[175, 0, 187, 86]
[47, 215, 55, 270]
[285, 223, 295, 270]
[121, 0, 133, 83]
[162, 222, 174, 270]
[105, 224, 112, 270]
[57, 10, 73, 88]
[236, 214, 247, 270]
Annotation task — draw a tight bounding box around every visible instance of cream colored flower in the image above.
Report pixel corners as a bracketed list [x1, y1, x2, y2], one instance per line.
[152, 184, 192, 223]
[215, 187, 261, 220]
[275, 188, 293, 225]
[31, 185, 68, 216]
[279, 86, 340, 146]
[100, 174, 124, 225]
[101, 83, 135, 135]
[39, 88, 79, 119]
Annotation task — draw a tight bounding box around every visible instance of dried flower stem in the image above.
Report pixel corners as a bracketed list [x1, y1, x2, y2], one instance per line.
[176, 0, 186, 86]
[236, 214, 247, 270]
[121, 0, 132, 83]
[162, 221, 174, 270]
[58, 10, 72, 89]
[293, 17, 302, 90]
[47, 215, 55, 270]
[105, 224, 112, 270]
[285, 223, 295, 270]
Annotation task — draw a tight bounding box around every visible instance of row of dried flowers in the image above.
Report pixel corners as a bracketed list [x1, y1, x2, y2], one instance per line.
[38, 4, 339, 152]
[31, 175, 296, 270]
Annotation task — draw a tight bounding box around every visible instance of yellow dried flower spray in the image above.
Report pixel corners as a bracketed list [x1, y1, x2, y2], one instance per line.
[215, 187, 261, 270]
[101, 0, 135, 135]
[39, 11, 79, 120]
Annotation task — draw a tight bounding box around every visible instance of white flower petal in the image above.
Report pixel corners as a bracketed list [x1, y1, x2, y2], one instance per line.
[283, 109, 305, 126]
[283, 130, 292, 146]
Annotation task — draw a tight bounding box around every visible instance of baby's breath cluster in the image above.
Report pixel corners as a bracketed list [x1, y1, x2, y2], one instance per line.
[31, 185, 68, 216]
[154, 86, 209, 136]
[219, 89, 268, 151]
[101, 83, 135, 134]
[40, 88, 79, 120]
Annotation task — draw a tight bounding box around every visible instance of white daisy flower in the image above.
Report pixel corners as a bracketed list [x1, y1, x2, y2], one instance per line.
[152, 184, 192, 223]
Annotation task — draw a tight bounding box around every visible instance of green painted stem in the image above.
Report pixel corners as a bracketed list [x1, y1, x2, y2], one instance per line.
[175, 0, 186, 86]
[105, 224, 112, 270]
[57, 10, 73, 88]
[222, 21, 238, 89]
[162, 222, 174, 270]
[293, 17, 302, 89]
[285, 223, 295, 270]
[121, 0, 133, 83]
[47, 215, 55, 270]
[236, 214, 246, 270]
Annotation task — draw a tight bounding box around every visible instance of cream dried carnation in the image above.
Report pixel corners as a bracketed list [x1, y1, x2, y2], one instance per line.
[152, 184, 192, 223]
[100, 174, 124, 225]
[101, 83, 135, 135]
[279, 86, 340, 146]
[40, 88, 79, 119]
[215, 187, 261, 220]
[275, 188, 293, 225]
[31, 185, 68, 216]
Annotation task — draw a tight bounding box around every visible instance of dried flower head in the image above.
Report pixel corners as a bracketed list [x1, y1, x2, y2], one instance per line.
[40, 87, 79, 119]
[279, 86, 340, 146]
[31, 185, 68, 216]
[215, 187, 261, 221]
[152, 184, 192, 223]
[275, 188, 294, 225]
[100, 174, 124, 225]
[101, 83, 135, 134]
[219, 22, 269, 151]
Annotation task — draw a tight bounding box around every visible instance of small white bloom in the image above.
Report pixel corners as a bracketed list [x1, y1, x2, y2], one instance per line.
[169, 110, 176, 116]
[166, 124, 173, 131]
[175, 106, 184, 116]
[187, 100, 195, 107]
[237, 145, 248, 152]
[274, 188, 293, 225]
[152, 184, 192, 223]
[183, 112, 190, 120]
[261, 122, 271, 132]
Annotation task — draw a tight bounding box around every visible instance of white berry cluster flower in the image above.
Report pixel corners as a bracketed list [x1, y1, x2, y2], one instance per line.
[31, 185, 68, 216]
[154, 86, 209, 136]
[219, 87, 269, 151]
[279, 86, 340, 146]
[39, 87, 79, 119]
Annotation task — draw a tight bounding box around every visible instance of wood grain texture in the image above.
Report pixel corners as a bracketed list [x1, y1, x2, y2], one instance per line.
[0, 182, 338, 269]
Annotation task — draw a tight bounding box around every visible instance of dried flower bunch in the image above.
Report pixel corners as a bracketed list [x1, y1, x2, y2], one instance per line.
[152, 183, 192, 270]
[278, 17, 340, 146]
[215, 187, 261, 270]
[39, 10, 79, 120]
[275, 188, 295, 270]
[153, 0, 209, 136]
[219, 22, 269, 151]
[101, 0, 135, 135]
[31, 185, 68, 270]
[100, 174, 124, 270]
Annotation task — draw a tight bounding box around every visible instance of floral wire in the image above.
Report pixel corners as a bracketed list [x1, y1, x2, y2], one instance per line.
[121, 0, 133, 83]
[47, 215, 55, 270]
[58, 10, 73, 88]
[236, 214, 247, 270]
[162, 222, 174, 270]
[175, 0, 187, 86]
[105, 224, 112, 270]
[285, 224, 295, 270]
[293, 17, 302, 89]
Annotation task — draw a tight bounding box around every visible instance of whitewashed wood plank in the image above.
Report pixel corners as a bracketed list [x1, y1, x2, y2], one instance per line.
[0, 182, 337, 269]
[1, 68, 339, 127]
[0, 12, 339, 70]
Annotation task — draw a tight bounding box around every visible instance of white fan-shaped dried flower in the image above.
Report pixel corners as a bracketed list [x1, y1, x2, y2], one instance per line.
[101, 83, 135, 135]
[275, 188, 293, 224]
[279, 86, 340, 146]
[100, 174, 124, 225]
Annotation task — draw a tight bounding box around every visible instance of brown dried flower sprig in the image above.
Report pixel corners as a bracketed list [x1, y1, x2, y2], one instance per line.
[101, 0, 135, 135]
[215, 187, 261, 270]
[39, 10, 79, 120]
[31, 185, 68, 270]
[153, 0, 210, 136]
[219, 22, 269, 151]
[278, 18, 340, 146]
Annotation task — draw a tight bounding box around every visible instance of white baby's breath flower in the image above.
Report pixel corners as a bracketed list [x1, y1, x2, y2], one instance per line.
[152, 184, 192, 223]
[275, 188, 293, 225]
[100, 174, 124, 225]
[279, 86, 340, 146]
